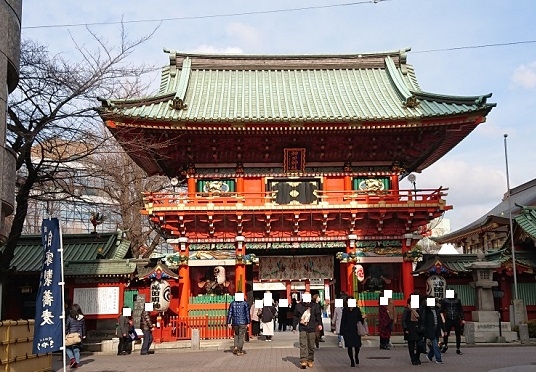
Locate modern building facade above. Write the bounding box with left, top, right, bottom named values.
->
left=0, top=0, right=21, bottom=243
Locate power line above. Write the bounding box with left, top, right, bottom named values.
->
left=414, top=40, right=536, bottom=53
left=22, top=0, right=384, bottom=29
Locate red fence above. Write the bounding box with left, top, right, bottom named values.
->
left=154, top=313, right=405, bottom=343
left=156, top=315, right=233, bottom=342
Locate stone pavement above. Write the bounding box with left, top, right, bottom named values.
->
left=52, top=328, right=536, bottom=372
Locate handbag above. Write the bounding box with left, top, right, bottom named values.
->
left=65, top=332, right=81, bottom=346
left=357, top=319, right=368, bottom=336
left=128, top=327, right=138, bottom=341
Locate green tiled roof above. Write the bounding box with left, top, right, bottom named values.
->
left=515, top=205, right=536, bottom=240
left=99, top=49, right=495, bottom=124
left=64, top=259, right=137, bottom=277
left=1, top=231, right=131, bottom=274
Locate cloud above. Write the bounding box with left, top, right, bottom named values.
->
left=415, top=159, right=505, bottom=231
left=187, top=45, right=244, bottom=54
left=226, top=22, right=261, bottom=48
left=511, top=61, right=536, bottom=89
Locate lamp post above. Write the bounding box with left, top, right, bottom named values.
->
left=503, top=134, right=518, bottom=301
left=408, top=173, right=417, bottom=195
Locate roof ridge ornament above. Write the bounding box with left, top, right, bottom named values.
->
left=170, top=56, right=191, bottom=110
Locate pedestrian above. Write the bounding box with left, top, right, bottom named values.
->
left=116, top=308, right=131, bottom=356
left=250, top=299, right=261, bottom=338
left=421, top=297, right=445, bottom=364
left=227, top=292, right=251, bottom=356
left=441, top=290, right=464, bottom=355
left=378, top=297, right=394, bottom=350
left=403, top=297, right=424, bottom=365
left=312, top=294, right=325, bottom=348
left=260, top=300, right=277, bottom=341
left=332, top=302, right=343, bottom=348
left=65, top=303, right=86, bottom=369
left=339, top=296, right=364, bottom=367
left=139, top=309, right=154, bottom=355
left=292, top=292, right=322, bottom=369
left=278, top=299, right=289, bottom=331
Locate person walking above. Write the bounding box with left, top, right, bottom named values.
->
left=250, top=299, right=261, bottom=338
left=403, top=297, right=424, bottom=365
left=116, top=309, right=131, bottom=356
left=441, top=291, right=464, bottom=355
left=332, top=303, right=343, bottom=348
left=65, top=304, right=86, bottom=369
left=260, top=300, right=277, bottom=341
left=227, top=292, right=251, bottom=356
left=278, top=300, right=289, bottom=331
left=293, top=292, right=322, bottom=369
left=421, top=297, right=445, bottom=364
left=312, top=294, right=324, bottom=348
left=378, top=298, right=394, bottom=350
left=139, top=309, right=153, bottom=355
left=340, top=297, right=364, bottom=367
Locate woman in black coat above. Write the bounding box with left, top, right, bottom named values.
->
left=403, top=298, right=425, bottom=365
left=339, top=297, right=364, bottom=367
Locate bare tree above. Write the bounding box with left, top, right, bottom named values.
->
left=1, top=25, right=161, bottom=280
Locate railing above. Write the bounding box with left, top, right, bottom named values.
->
left=157, top=315, right=233, bottom=342
left=144, top=188, right=448, bottom=210
left=154, top=312, right=406, bottom=342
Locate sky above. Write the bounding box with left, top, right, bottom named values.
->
left=20, top=0, right=536, bottom=233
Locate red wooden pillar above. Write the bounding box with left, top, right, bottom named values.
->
left=401, top=235, right=415, bottom=300
left=286, top=280, right=291, bottom=302
left=235, top=236, right=245, bottom=293
left=177, top=237, right=190, bottom=318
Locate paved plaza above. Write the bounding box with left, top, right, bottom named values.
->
left=52, top=329, right=536, bottom=372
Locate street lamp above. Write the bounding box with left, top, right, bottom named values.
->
left=503, top=134, right=518, bottom=301
left=170, top=177, right=179, bottom=191
left=407, top=173, right=417, bottom=195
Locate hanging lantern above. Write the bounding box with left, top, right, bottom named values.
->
left=151, top=279, right=171, bottom=312
left=353, top=264, right=365, bottom=282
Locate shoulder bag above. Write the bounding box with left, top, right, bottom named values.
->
left=65, top=332, right=82, bottom=346
left=357, top=319, right=369, bottom=336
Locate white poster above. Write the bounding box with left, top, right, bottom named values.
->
left=73, top=287, right=120, bottom=315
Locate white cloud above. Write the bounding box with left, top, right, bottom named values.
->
left=416, top=160, right=506, bottom=231
left=226, top=22, right=261, bottom=48
left=511, top=61, right=536, bottom=89
left=187, top=45, right=244, bottom=54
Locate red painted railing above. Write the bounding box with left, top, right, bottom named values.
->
left=153, top=313, right=406, bottom=342
left=155, top=315, right=233, bottom=342
left=143, top=188, right=448, bottom=210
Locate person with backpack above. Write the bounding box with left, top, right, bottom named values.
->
left=292, top=292, right=322, bottom=369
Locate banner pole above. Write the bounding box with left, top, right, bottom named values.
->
left=58, top=222, right=67, bottom=372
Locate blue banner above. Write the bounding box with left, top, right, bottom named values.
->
left=32, top=218, right=63, bottom=354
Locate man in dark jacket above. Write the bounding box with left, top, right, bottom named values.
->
left=116, top=310, right=131, bottom=356
left=441, top=291, right=464, bottom=355
left=227, top=292, right=251, bottom=356
left=421, top=297, right=445, bottom=364
left=139, top=309, right=153, bottom=355
left=292, top=292, right=322, bottom=369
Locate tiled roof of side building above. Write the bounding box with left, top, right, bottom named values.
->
left=1, top=231, right=131, bottom=273
left=98, top=49, right=495, bottom=124
left=435, top=178, right=536, bottom=243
